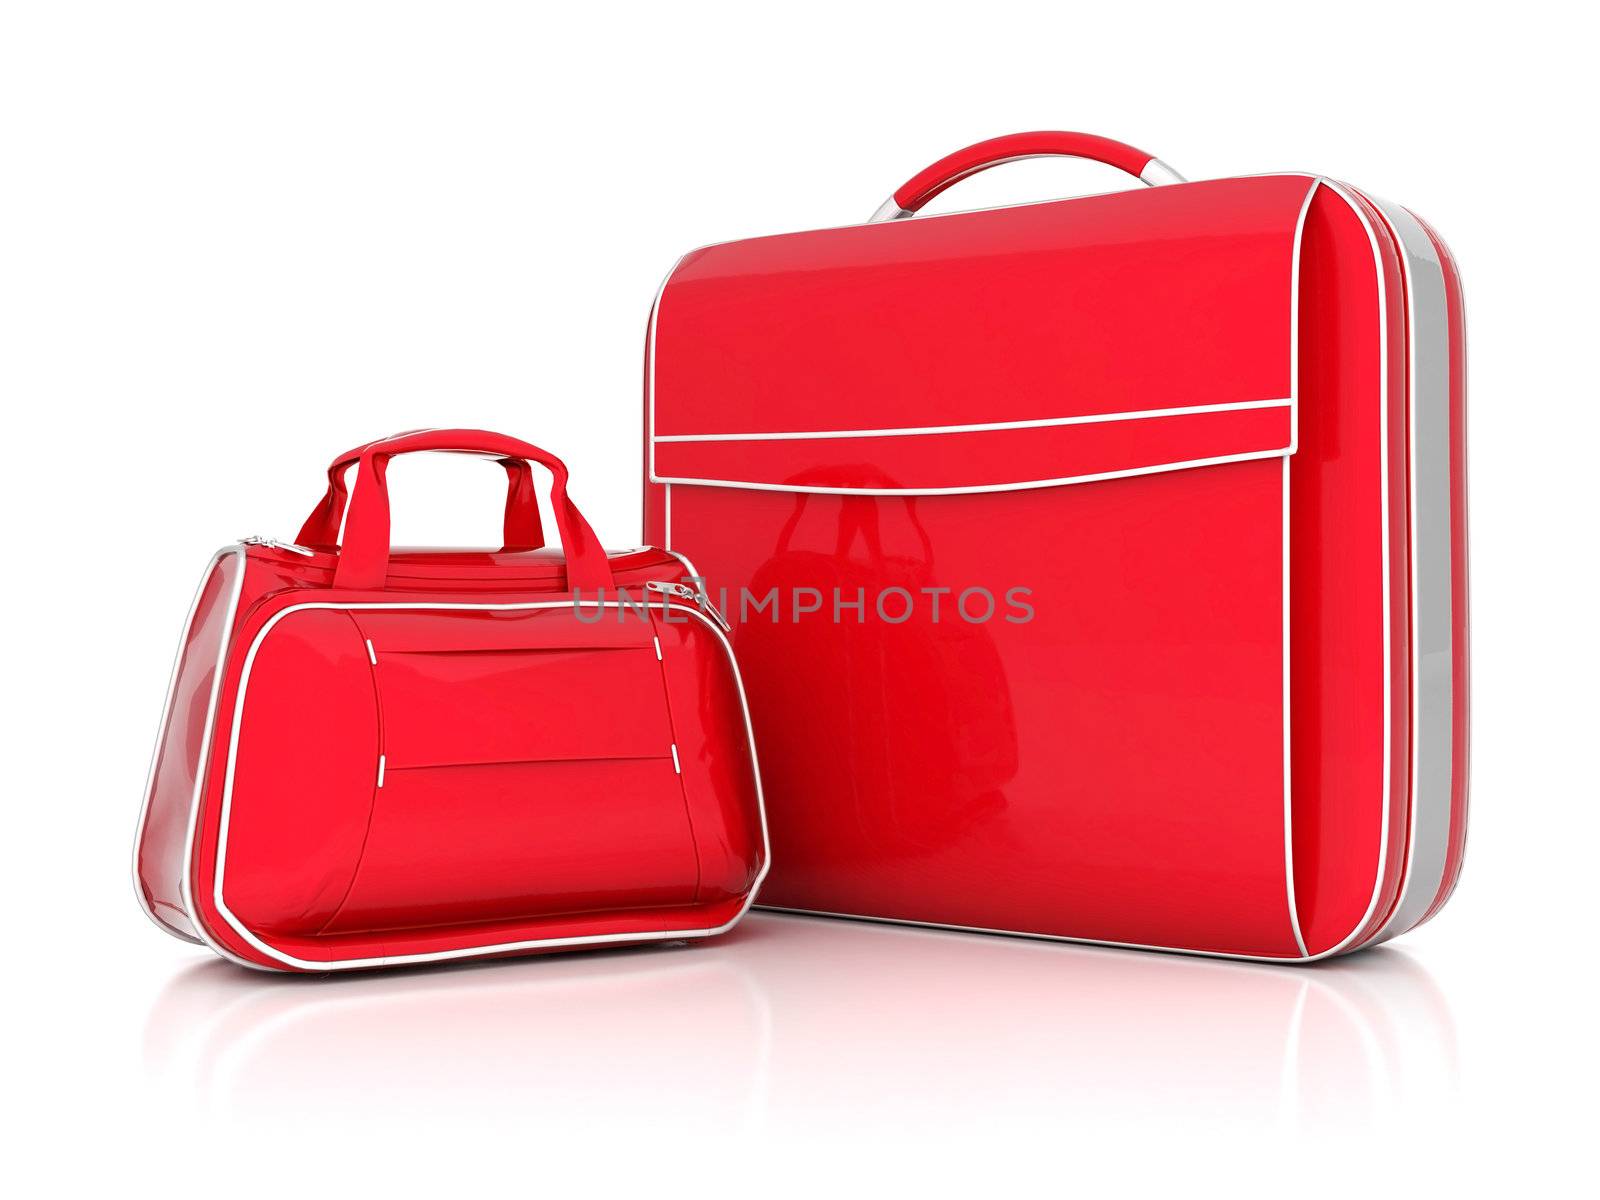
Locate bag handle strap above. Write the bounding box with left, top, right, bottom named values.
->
left=297, top=430, right=545, bottom=552
left=323, top=429, right=613, bottom=594
left=868, top=130, right=1184, bottom=222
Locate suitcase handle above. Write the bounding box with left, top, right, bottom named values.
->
left=327, top=429, right=614, bottom=593
left=867, top=131, right=1184, bottom=221
left=298, top=432, right=545, bottom=553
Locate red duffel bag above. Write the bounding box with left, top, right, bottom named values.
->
left=135, top=429, right=768, bottom=971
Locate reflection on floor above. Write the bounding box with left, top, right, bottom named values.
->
left=143, top=911, right=1457, bottom=1138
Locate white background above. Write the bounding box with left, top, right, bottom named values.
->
left=3, top=2, right=1595, bottom=1194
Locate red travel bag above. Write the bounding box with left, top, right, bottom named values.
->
left=136, top=429, right=768, bottom=971
left=644, top=132, right=1468, bottom=961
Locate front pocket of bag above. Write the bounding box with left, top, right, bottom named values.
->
left=319, top=611, right=700, bottom=933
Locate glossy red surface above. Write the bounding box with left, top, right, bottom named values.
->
left=136, top=431, right=767, bottom=971
left=646, top=156, right=1468, bottom=960
left=888, top=131, right=1159, bottom=211
left=1288, top=185, right=1410, bottom=956
left=655, top=175, right=1304, bottom=442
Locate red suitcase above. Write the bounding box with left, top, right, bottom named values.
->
left=644, top=132, right=1467, bottom=961
left=135, top=429, right=768, bottom=971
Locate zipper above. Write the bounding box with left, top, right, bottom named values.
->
left=242, top=535, right=317, bottom=557
left=241, top=541, right=700, bottom=616
left=645, top=580, right=732, bottom=633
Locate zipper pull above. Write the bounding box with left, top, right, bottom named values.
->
left=645, top=581, right=697, bottom=603
left=242, top=535, right=317, bottom=557
left=646, top=580, right=732, bottom=633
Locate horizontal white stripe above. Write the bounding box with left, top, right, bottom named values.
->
left=652, top=445, right=1294, bottom=497
left=653, top=397, right=1292, bottom=444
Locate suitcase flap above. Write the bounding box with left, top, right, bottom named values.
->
left=650, top=174, right=1315, bottom=494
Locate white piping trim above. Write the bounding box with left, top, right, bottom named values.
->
left=757, top=907, right=1358, bottom=965
left=652, top=447, right=1292, bottom=498
left=1282, top=180, right=1318, bottom=958
left=1282, top=455, right=1306, bottom=956
left=208, top=599, right=770, bottom=971
left=653, top=397, right=1292, bottom=444
left=1301, top=179, right=1398, bottom=958
left=644, top=255, right=681, bottom=494
left=1289, top=183, right=1318, bottom=455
